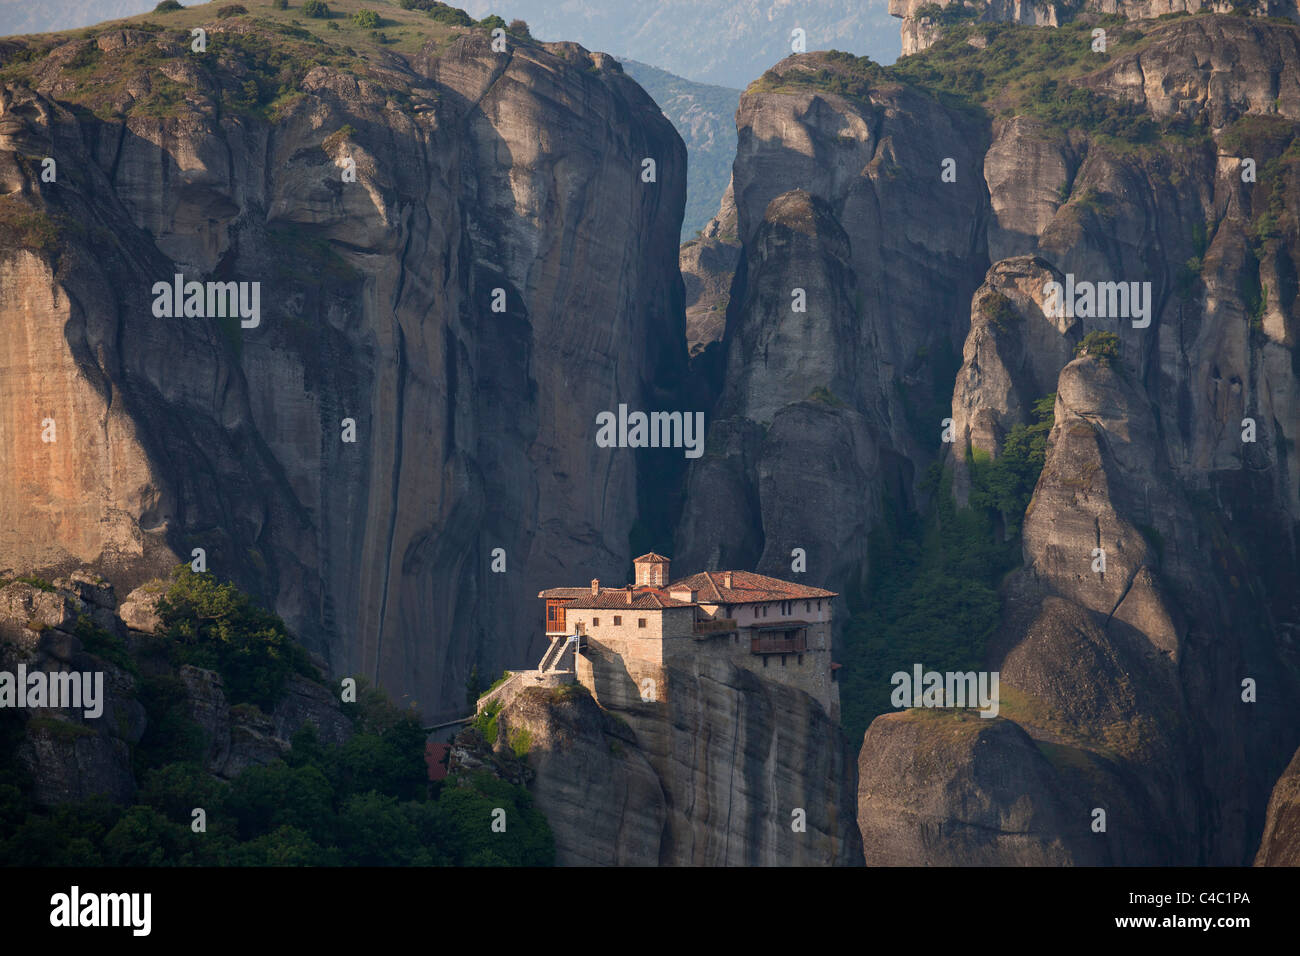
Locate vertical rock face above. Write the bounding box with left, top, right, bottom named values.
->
left=884, top=19, right=1299, bottom=865
left=858, top=711, right=1103, bottom=865
left=948, top=256, right=1079, bottom=502
left=680, top=19, right=1300, bottom=864
left=0, top=575, right=142, bottom=806
left=481, top=684, right=668, bottom=866
left=1255, top=744, right=1300, bottom=865
left=983, top=118, right=1076, bottom=262
left=490, top=661, right=863, bottom=865
left=674, top=60, right=989, bottom=601
left=178, top=664, right=352, bottom=781
left=680, top=175, right=739, bottom=356
left=0, top=20, right=687, bottom=721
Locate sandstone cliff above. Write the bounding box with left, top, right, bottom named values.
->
left=0, top=7, right=687, bottom=722
left=865, top=18, right=1299, bottom=864
left=1255, top=744, right=1300, bottom=864
left=679, top=175, right=739, bottom=356
left=470, top=667, right=863, bottom=866
left=667, top=18, right=1300, bottom=864
left=673, top=58, right=989, bottom=600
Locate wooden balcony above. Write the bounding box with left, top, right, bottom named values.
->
left=751, top=631, right=807, bottom=655
left=694, top=617, right=738, bottom=635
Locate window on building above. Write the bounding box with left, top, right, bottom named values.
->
left=613, top=616, right=621, bottom=626
left=638, top=618, right=646, bottom=628
left=592, top=617, right=600, bottom=627
left=805, top=601, right=810, bottom=613
left=798, top=654, right=804, bottom=666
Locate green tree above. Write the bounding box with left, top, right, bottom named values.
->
left=336, top=791, right=423, bottom=865
left=433, top=771, right=554, bottom=866
left=225, top=761, right=335, bottom=843
left=1074, top=330, right=1121, bottom=367
left=968, top=392, right=1055, bottom=535
left=138, top=762, right=229, bottom=823
left=104, top=806, right=195, bottom=866
left=840, top=466, right=1014, bottom=741
left=425, top=3, right=475, bottom=26
left=155, top=565, right=318, bottom=710
left=230, top=825, right=332, bottom=865
left=135, top=674, right=208, bottom=771
left=1, top=798, right=119, bottom=866
left=331, top=718, right=429, bottom=802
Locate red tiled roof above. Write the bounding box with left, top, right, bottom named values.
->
left=667, top=570, right=836, bottom=604
left=633, top=552, right=671, bottom=564
left=539, top=562, right=836, bottom=608
left=561, top=587, right=693, bottom=610
left=538, top=587, right=594, bottom=599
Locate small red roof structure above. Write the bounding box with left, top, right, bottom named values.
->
left=425, top=741, right=451, bottom=782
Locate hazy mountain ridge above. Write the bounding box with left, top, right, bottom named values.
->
left=619, top=58, right=739, bottom=238
left=461, top=0, right=902, bottom=86
left=0, top=0, right=155, bottom=37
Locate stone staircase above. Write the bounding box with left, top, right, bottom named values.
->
left=548, top=636, right=576, bottom=674
left=537, top=635, right=567, bottom=672
left=475, top=635, right=581, bottom=714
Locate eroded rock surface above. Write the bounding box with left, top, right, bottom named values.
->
left=0, top=19, right=687, bottom=722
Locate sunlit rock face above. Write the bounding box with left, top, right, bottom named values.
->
left=0, top=24, right=687, bottom=722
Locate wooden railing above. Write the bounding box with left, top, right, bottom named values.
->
left=751, top=632, right=807, bottom=655
left=694, top=618, right=738, bottom=634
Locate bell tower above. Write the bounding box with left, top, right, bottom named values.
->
left=633, top=552, right=670, bottom=587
